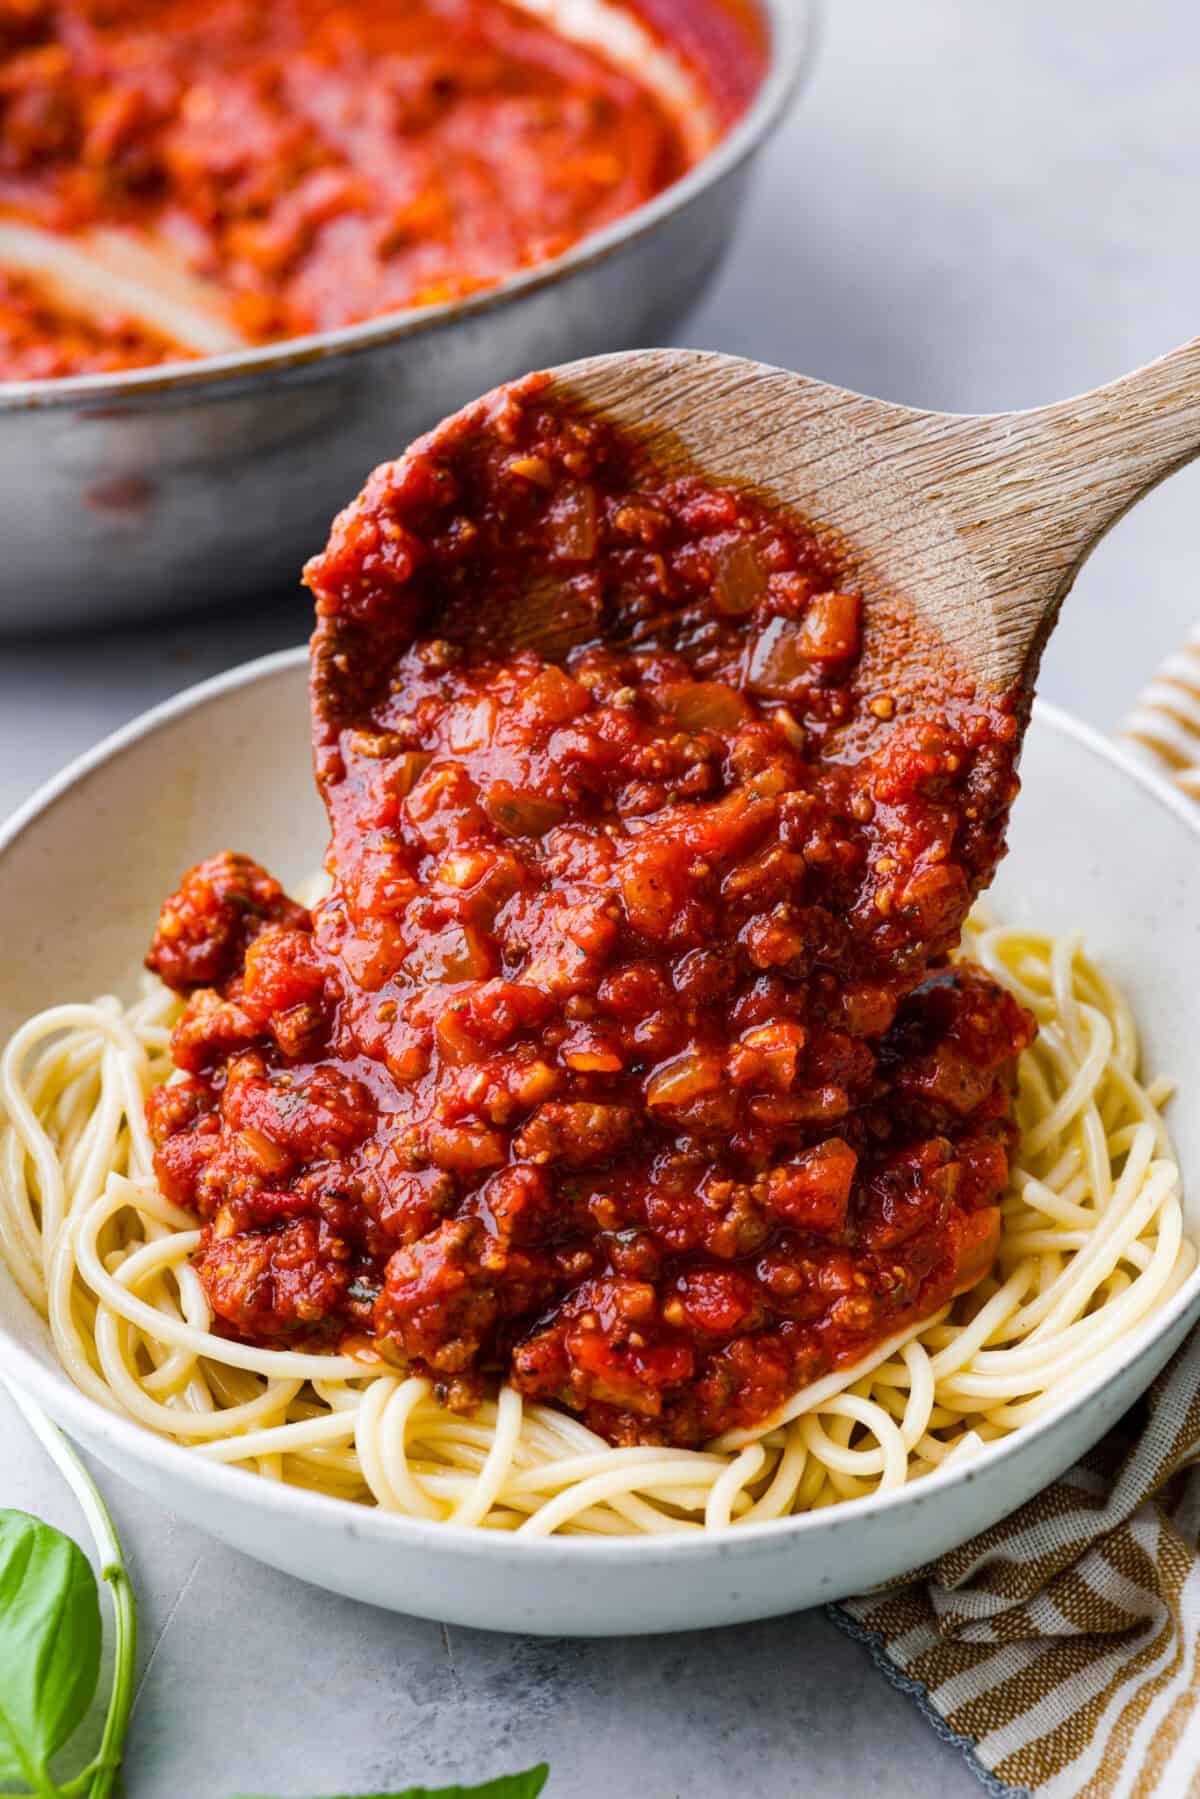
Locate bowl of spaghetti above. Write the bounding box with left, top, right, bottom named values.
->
left=0, top=0, right=808, bottom=628
left=0, top=374, right=1197, bottom=1636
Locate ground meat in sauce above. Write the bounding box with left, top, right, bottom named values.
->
left=0, top=268, right=193, bottom=378
left=145, top=373, right=1035, bottom=1448
left=0, top=0, right=758, bottom=376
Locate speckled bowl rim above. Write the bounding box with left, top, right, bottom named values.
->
left=0, top=642, right=1197, bottom=1562
left=0, top=0, right=815, bottom=411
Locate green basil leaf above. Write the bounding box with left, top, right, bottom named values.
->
left=0, top=1507, right=102, bottom=1790
left=233, top=1762, right=550, bottom=1799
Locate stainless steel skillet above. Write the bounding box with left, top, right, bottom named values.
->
left=0, top=0, right=811, bottom=631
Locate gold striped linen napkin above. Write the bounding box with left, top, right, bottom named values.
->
left=831, top=637, right=1200, bottom=1799
left=1118, top=626, right=1200, bottom=805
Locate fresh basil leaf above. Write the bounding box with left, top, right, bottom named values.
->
left=0, top=1507, right=102, bottom=1791
left=233, top=1762, right=550, bottom=1799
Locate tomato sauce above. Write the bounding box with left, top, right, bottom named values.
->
left=0, top=0, right=753, bottom=376
left=0, top=267, right=191, bottom=377
left=146, top=375, right=1035, bottom=1447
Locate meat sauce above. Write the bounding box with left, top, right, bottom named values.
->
left=146, top=375, right=1035, bottom=1447
left=0, top=0, right=755, bottom=376
left=0, top=267, right=190, bottom=377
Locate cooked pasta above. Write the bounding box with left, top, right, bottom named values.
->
left=0, top=915, right=1190, bottom=1535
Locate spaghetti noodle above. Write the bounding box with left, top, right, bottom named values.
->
left=1, top=914, right=1189, bottom=1535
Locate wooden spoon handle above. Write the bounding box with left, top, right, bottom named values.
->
left=918, top=336, right=1200, bottom=688
left=551, top=341, right=1200, bottom=701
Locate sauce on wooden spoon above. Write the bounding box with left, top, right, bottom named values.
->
left=144, top=373, right=1034, bottom=1447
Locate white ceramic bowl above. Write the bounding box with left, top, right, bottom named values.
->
left=1, top=648, right=1196, bottom=1635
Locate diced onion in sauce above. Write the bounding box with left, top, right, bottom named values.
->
left=659, top=680, right=749, bottom=734
left=745, top=616, right=811, bottom=697
left=238, top=1126, right=290, bottom=1173
left=712, top=538, right=766, bottom=615
left=483, top=783, right=566, bottom=838
left=564, top=1047, right=624, bottom=1073
left=518, top=664, right=591, bottom=729
left=772, top=706, right=807, bottom=751
left=645, top=1046, right=724, bottom=1108
left=798, top=591, right=862, bottom=662
left=389, top=751, right=433, bottom=797
left=546, top=483, right=598, bottom=561
left=407, top=923, right=494, bottom=983
left=449, top=698, right=497, bottom=752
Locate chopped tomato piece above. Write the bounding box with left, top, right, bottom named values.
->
left=765, top=1139, right=858, bottom=1236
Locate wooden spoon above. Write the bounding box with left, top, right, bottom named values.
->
left=0, top=220, right=245, bottom=356
left=532, top=339, right=1200, bottom=708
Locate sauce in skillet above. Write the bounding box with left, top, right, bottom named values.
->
left=0, top=0, right=759, bottom=375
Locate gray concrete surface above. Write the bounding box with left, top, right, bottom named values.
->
left=2, top=2, right=1199, bottom=1793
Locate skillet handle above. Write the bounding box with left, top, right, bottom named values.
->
left=1117, top=626, right=1200, bottom=806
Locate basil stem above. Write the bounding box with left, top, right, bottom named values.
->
left=3, top=1383, right=137, bottom=1799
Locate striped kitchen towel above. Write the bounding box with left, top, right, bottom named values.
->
left=832, top=634, right=1200, bottom=1799
left=1119, top=625, right=1200, bottom=804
